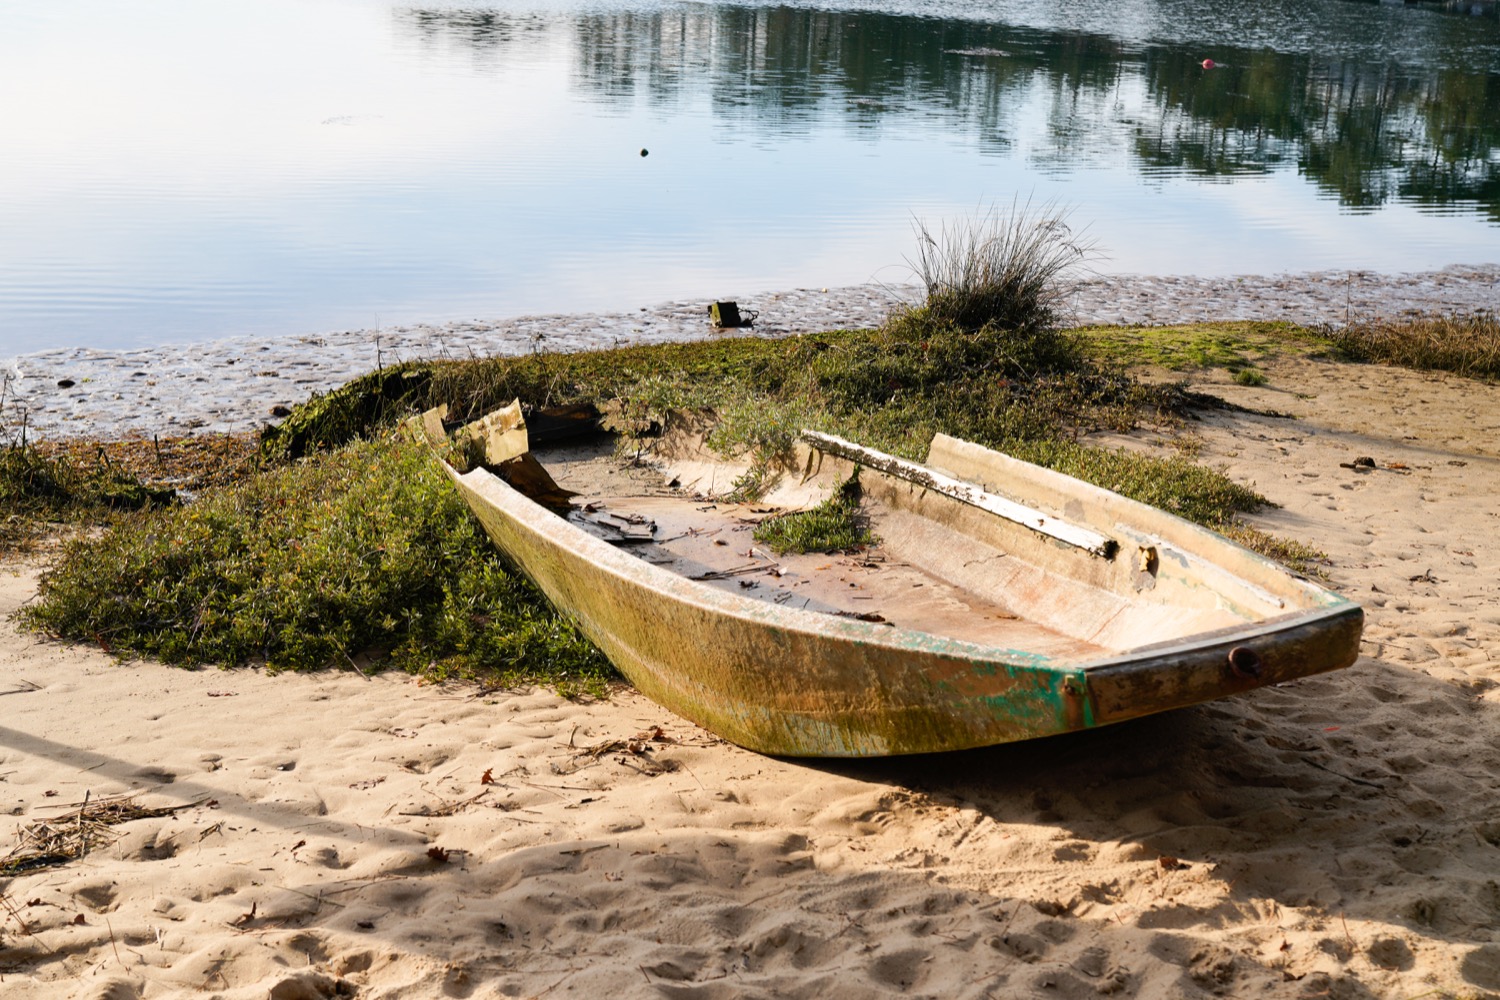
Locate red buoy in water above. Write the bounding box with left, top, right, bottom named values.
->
left=1201, top=58, right=1216, bottom=69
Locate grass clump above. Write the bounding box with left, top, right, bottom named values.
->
left=754, top=475, right=873, bottom=555
left=1233, top=368, right=1268, bottom=387
left=901, top=200, right=1096, bottom=337
left=21, top=436, right=612, bottom=692
left=1329, top=312, right=1500, bottom=379
left=0, top=442, right=177, bottom=552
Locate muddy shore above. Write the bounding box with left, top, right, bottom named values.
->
left=4, top=265, right=1496, bottom=440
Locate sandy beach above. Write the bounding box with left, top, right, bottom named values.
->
left=5, top=274, right=1500, bottom=998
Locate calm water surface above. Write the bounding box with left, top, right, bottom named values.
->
left=3, top=0, right=1498, bottom=354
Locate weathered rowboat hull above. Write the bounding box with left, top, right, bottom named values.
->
left=443, top=426, right=1362, bottom=757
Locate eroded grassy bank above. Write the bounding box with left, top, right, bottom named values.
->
left=8, top=303, right=1493, bottom=688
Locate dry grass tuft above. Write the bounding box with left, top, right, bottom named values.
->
left=0, top=794, right=196, bottom=877
left=899, top=199, right=1098, bottom=336
left=1331, top=312, right=1500, bottom=380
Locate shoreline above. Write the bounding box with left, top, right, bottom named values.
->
left=3, top=265, right=1498, bottom=441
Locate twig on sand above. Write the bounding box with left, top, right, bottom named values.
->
left=396, top=789, right=490, bottom=817
left=465, top=683, right=515, bottom=700
left=336, top=642, right=371, bottom=681
left=1, top=793, right=207, bottom=877
left=106, top=916, right=125, bottom=968
left=529, top=968, right=583, bottom=998
left=673, top=757, right=706, bottom=791
left=523, top=780, right=593, bottom=796
left=1303, top=757, right=1385, bottom=790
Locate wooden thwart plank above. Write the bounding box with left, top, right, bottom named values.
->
left=800, top=430, right=1119, bottom=559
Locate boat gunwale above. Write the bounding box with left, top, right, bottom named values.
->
left=1076, top=600, right=1358, bottom=673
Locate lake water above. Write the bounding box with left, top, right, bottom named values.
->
left=3, top=0, right=1498, bottom=354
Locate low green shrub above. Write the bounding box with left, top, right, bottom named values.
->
left=260, top=366, right=436, bottom=461
left=22, top=437, right=612, bottom=692
left=1079, top=321, right=1327, bottom=372
left=1233, top=368, right=1268, bottom=387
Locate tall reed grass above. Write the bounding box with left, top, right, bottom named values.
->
left=898, top=200, right=1098, bottom=337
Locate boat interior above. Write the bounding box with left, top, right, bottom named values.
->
left=520, top=424, right=1322, bottom=664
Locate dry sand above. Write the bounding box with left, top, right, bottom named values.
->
left=5, top=357, right=1500, bottom=997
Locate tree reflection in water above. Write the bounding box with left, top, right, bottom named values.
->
left=394, top=2, right=1500, bottom=223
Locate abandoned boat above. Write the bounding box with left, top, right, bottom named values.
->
left=426, top=404, right=1363, bottom=758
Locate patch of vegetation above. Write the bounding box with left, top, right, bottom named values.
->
left=754, top=475, right=873, bottom=554
left=724, top=463, right=781, bottom=504
left=1079, top=321, right=1334, bottom=373
left=1328, top=312, right=1500, bottom=380
left=21, top=436, right=612, bottom=693
left=0, top=441, right=180, bottom=552
left=270, top=315, right=1240, bottom=491
left=1233, top=368, right=1268, bottom=387
left=24, top=214, right=1330, bottom=689
left=902, top=200, right=1097, bottom=337
left=260, top=326, right=1187, bottom=473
